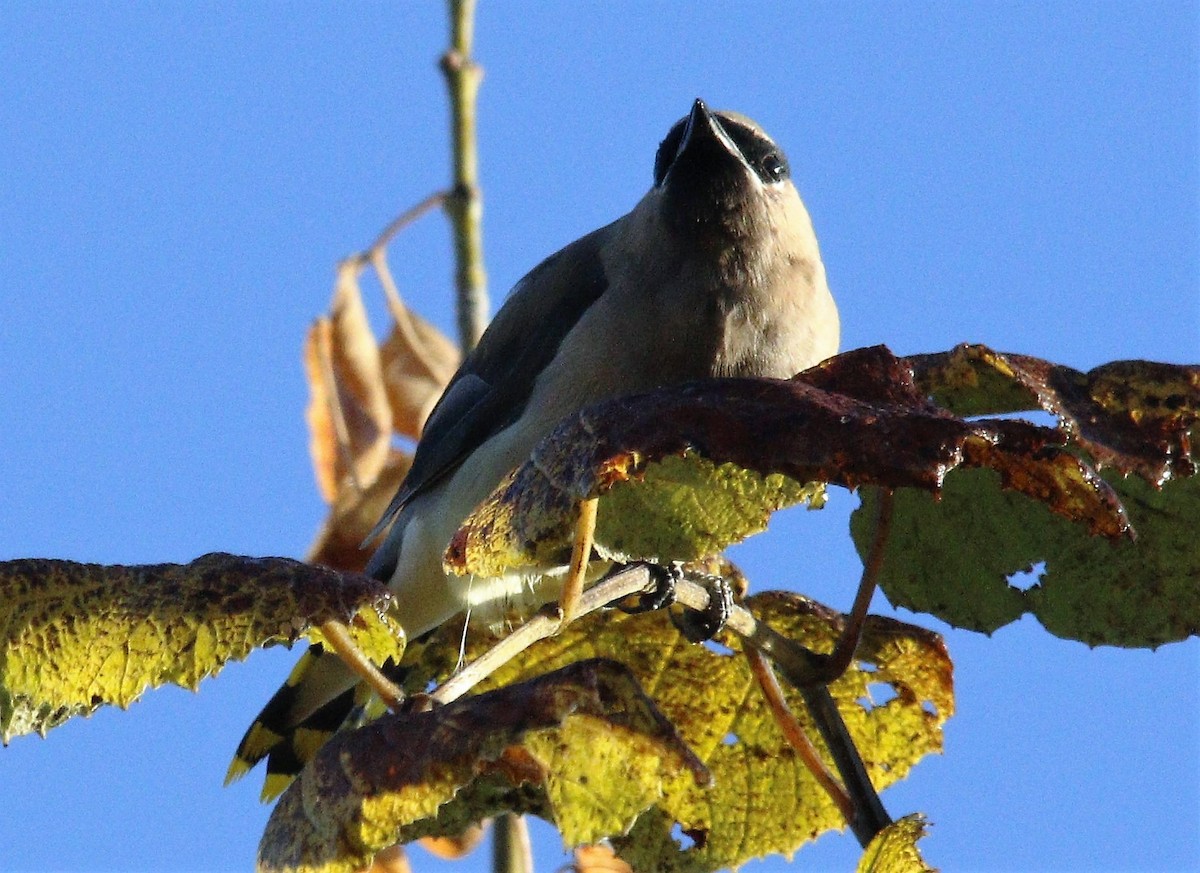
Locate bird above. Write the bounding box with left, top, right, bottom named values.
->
left=228, top=98, right=840, bottom=798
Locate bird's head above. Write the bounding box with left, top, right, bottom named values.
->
left=652, top=98, right=804, bottom=242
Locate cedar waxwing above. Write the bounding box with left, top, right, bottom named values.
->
left=229, top=99, right=840, bottom=796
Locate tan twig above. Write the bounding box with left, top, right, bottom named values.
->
left=333, top=190, right=452, bottom=399
left=430, top=564, right=657, bottom=706
left=359, top=191, right=449, bottom=262
left=368, top=246, right=445, bottom=386
left=317, top=619, right=405, bottom=711
left=559, top=498, right=599, bottom=626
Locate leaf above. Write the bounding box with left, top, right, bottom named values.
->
left=853, top=345, right=1200, bottom=646
left=256, top=659, right=706, bottom=873
left=856, top=814, right=933, bottom=873
left=853, top=470, right=1200, bottom=646
left=307, top=450, right=412, bottom=573
left=572, top=844, right=633, bottom=873
left=380, top=305, right=461, bottom=440
left=408, top=592, right=953, bottom=873
left=0, top=553, right=399, bottom=742
left=910, top=344, right=1199, bottom=482
left=305, top=267, right=394, bottom=502
left=304, top=268, right=457, bottom=572
left=449, top=346, right=1130, bottom=579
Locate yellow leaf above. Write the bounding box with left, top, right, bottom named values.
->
left=0, top=554, right=396, bottom=742
left=256, top=661, right=703, bottom=873
left=856, top=815, right=934, bottom=873
left=404, top=592, right=953, bottom=872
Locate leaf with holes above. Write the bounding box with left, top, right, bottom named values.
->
left=854, top=345, right=1199, bottom=646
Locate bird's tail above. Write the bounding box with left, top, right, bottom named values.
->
left=225, top=644, right=375, bottom=800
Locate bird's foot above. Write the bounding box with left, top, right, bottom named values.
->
left=613, top=562, right=734, bottom=642
left=615, top=561, right=683, bottom=613
left=671, top=573, right=735, bottom=643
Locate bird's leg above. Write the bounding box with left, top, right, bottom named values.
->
left=558, top=496, right=598, bottom=626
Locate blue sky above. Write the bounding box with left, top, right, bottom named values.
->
left=2, top=4, right=1197, bottom=871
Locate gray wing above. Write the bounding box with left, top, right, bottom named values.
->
left=365, top=220, right=616, bottom=548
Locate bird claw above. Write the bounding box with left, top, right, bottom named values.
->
left=615, top=561, right=684, bottom=614
left=671, top=573, right=735, bottom=643
left=613, top=563, right=734, bottom=643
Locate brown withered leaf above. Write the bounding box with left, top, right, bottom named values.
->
left=257, top=660, right=707, bottom=873
left=0, top=554, right=395, bottom=742
left=305, top=266, right=394, bottom=503
left=360, top=845, right=410, bottom=873
left=449, top=346, right=1129, bottom=578
left=380, top=305, right=460, bottom=440
left=572, top=844, right=633, bottom=873
left=304, top=318, right=343, bottom=502
left=909, top=344, right=1199, bottom=483
left=416, top=823, right=486, bottom=860
left=307, top=450, right=413, bottom=574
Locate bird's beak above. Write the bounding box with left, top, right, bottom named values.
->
left=674, top=98, right=741, bottom=169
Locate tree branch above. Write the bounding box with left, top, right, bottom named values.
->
left=440, top=0, right=488, bottom=351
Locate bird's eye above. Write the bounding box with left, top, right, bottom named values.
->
left=760, top=152, right=789, bottom=182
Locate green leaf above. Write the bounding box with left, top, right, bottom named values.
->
left=596, top=456, right=825, bottom=563
left=854, top=470, right=1200, bottom=646
left=857, top=346, right=1199, bottom=647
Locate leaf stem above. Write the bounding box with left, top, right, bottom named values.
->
left=745, top=646, right=856, bottom=822
left=818, top=488, right=894, bottom=681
